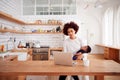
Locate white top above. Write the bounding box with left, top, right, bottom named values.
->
left=63, top=37, right=87, bottom=54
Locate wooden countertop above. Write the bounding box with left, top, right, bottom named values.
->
left=0, top=55, right=17, bottom=61
left=49, top=47, right=63, bottom=51
left=96, top=44, right=120, bottom=50
left=11, top=48, right=28, bottom=52
left=13, top=47, right=63, bottom=51
left=0, top=59, right=120, bottom=76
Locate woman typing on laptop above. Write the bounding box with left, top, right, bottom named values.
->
left=59, top=22, right=88, bottom=80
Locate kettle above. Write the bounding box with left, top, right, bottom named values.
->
left=33, top=41, right=40, bottom=48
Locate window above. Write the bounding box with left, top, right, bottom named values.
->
left=102, top=6, right=120, bottom=46
left=23, top=0, right=76, bottom=15
left=23, top=0, right=35, bottom=15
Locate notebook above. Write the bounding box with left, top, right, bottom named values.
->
left=53, top=52, right=76, bottom=66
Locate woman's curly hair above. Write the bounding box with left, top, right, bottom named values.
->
left=63, top=22, right=79, bottom=35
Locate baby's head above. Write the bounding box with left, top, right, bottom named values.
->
left=81, top=45, right=91, bottom=53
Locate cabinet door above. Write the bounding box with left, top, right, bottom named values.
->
left=32, top=54, right=48, bottom=60
left=40, top=54, right=48, bottom=60
left=32, top=54, right=41, bottom=60
left=109, top=48, right=119, bottom=62
left=104, top=47, right=109, bottom=59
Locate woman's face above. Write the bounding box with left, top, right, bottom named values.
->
left=67, top=28, right=76, bottom=38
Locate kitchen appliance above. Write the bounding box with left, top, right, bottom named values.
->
left=33, top=41, right=40, bottom=48
left=32, top=47, right=49, bottom=60
left=26, top=42, right=30, bottom=48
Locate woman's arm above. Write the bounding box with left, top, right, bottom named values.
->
left=74, top=52, right=82, bottom=56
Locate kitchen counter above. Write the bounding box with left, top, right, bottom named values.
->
left=0, top=47, right=63, bottom=61
left=0, top=51, right=31, bottom=61
left=15, top=47, right=63, bottom=60
left=0, top=55, right=17, bottom=61
left=11, top=48, right=28, bottom=52
left=96, top=44, right=120, bottom=62
left=49, top=47, right=63, bottom=51
left=11, top=47, right=63, bottom=60
left=12, top=48, right=33, bottom=56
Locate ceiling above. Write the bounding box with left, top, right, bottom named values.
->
left=23, top=0, right=77, bottom=15
left=78, top=0, right=120, bottom=9
left=23, top=0, right=120, bottom=15
left=83, top=0, right=108, bottom=3
left=23, top=0, right=75, bottom=5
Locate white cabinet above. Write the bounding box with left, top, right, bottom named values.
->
left=26, top=76, right=48, bottom=80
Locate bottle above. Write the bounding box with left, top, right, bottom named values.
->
left=1, top=44, right=7, bottom=52
left=18, top=41, right=22, bottom=48
left=26, top=42, right=30, bottom=48
left=1, top=45, right=4, bottom=52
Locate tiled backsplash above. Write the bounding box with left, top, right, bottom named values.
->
left=14, top=34, right=64, bottom=48
left=0, top=33, right=64, bottom=49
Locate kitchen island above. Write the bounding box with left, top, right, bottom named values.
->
left=0, top=59, right=120, bottom=80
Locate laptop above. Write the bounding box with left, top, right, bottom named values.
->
left=53, top=52, right=76, bottom=66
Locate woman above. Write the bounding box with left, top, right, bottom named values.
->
left=59, top=22, right=87, bottom=80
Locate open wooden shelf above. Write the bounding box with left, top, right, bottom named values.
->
left=0, top=11, right=62, bottom=26
left=0, top=11, right=63, bottom=34
left=0, top=29, right=62, bottom=34
left=16, top=32, right=62, bottom=34
left=25, top=23, right=62, bottom=25
left=0, top=29, right=16, bottom=33
left=0, top=11, right=26, bottom=25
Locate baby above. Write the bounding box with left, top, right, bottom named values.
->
left=73, top=45, right=91, bottom=60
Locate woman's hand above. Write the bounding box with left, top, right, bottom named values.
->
left=73, top=52, right=83, bottom=60
left=75, top=52, right=82, bottom=56
left=77, top=54, right=83, bottom=60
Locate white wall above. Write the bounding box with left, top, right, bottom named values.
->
left=76, top=0, right=104, bottom=53
left=0, top=0, right=22, bottom=19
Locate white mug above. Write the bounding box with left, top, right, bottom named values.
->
left=83, top=53, right=88, bottom=60
left=83, top=59, right=90, bottom=67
